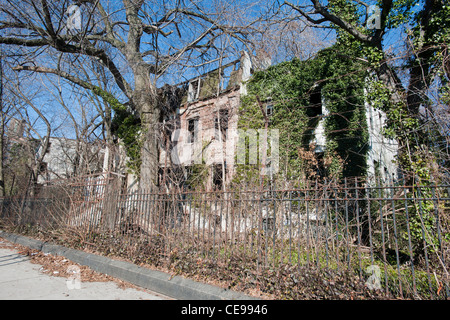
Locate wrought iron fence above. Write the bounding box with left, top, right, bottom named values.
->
left=1, top=178, right=449, bottom=299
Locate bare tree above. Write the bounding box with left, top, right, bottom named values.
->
left=41, top=56, right=119, bottom=177
left=9, top=77, right=52, bottom=193
left=250, top=9, right=332, bottom=66
left=0, top=0, right=258, bottom=191
left=283, top=0, right=405, bottom=105
left=0, top=46, right=6, bottom=196
left=282, top=0, right=449, bottom=179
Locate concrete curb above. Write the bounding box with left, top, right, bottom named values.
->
left=0, top=230, right=257, bottom=300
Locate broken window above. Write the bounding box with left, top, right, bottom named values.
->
left=266, top=104, right=273, bottom=118
left=265, top=103, right=274, bottom=124
left=188, top=78, right=201, bottom=102
left=215, top=109, right=229, bottom=141
left=309, top=86, right=323, bottom=118
left=187, top=117, right=199, bottom=144
left=262, top=98, right=273, bottom=125
left=162, top=122, right=174, bottom=151
left=212, top=163, right=227, bottom=190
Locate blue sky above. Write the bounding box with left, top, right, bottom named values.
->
left=1, top=0, right=428, bottom=141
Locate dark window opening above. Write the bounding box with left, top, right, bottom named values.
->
left=316, top=152, right=326, bottom=178
left=39, top=162, right=48, bottom=174
left=163, top=121, right=176, bottom=150
left=309, top=88, right=322, bottom=118
left=263, top=97, right=274, bottom=123
left=215, top=109, right=229, bottom=141
left=212, top=163, right=227, bottom=190
left=188, top=117, right=199, bottom=144
left=188, top=79, right=201, bottom=102
left=266, top=104, right=273, bottom=118
left=374, top=160, right=380, bottom=177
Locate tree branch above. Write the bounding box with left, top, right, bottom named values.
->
left=284, top=0, right=373, bottom=43
left=12, top=65, right=96, bottom=91
left=0, top=36, right=49, bottom=47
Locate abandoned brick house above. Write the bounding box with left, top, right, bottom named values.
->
left=15, top=51, right=397, bottom=191
left=157, top=50, right=398, bottom=191
left=158, top=51, right=252, bottom=191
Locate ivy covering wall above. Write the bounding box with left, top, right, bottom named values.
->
left=236, top=42, right=370, bottom=186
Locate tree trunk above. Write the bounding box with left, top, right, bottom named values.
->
left=140, top=108, right=160, bottom=192
left=0, top=119, right=4, bottom=197
left=406, top=0, right=441, bottom=117
left=133, top=70, right=161, bottom=192
left=0, top=50, right=4, bottom=197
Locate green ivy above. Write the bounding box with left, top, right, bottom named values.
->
left=237, top=39, right=370, bottom=184
left=92, top=86, right=142, bottom=174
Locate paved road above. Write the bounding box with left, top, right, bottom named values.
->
left=0, top=246, right=169, bottom=300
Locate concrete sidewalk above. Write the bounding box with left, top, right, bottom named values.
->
left=0, top=245, right=168, bottom=300
left=0, top=230, right=256, bottom=300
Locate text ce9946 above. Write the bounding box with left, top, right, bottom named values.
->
left=225, top=304, right=268, bottom=315
left=180, top=303, right=268, bottom=317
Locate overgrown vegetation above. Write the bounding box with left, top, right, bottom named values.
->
left=1, top=0, right=450, bottom=302
left=1, top=179, right=448, bottom=300
left=92, top=86, right=142, bottom=175
left=0, top=223, right=390, bottom=300
left=237, top=40, right=369, bottom=186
